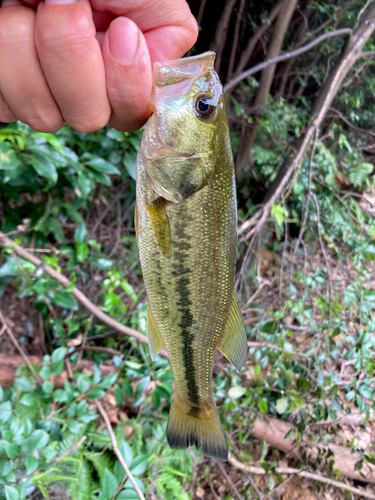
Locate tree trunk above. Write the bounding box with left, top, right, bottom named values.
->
left=235, top=0, right=298, bottom=176
left=210, top=0, right=238, bottom=75
left=234, top=0, right=284, bottom=78
left=275, top=0, right=313, bottom=101
left=226, top=0, right=246, bottom=82
left=263, top=2, right=375, bottom=205
left=196, top=0, right=208, bottom=27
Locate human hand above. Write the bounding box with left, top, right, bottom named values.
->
left=0, top=0, right=198, bottom=132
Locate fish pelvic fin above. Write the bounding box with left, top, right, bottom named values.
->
left=217, top=291, right=247, bottom=372
left=167, top=393, right=228, bottom=461
left=146, top=200, right=171, bottom=258
left=147, top=306, right=165, bottom=360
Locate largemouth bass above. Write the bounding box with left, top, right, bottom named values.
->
left=136, top=51, right=247, bottom=461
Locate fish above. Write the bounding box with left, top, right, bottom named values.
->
left=135, top=51, right=247, bottom=461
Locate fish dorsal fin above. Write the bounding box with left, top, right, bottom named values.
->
left=134, top=203, right=139, bottom=244
left=147, top=305, right=165, bottom=360
left=146, top=200, right=171, bottom=258
left=217, top=292, right=247, bottom=371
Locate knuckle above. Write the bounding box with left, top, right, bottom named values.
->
left=36, top=9, right=94, bottom=54
left=26, top=109, right=64, bottom=133
left=0, top=8, right=34, bottom=47
left=0, top=108, right=17, bottom=123
left=68, top=112, right=110, bottom=133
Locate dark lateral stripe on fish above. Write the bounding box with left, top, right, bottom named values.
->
left=172, top=213, right=200, bottom=407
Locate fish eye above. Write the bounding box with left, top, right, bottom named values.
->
left=194, top=94, right=216, bottom=119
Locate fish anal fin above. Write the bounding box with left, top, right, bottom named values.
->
left=167, top=393, right=228, bottom=461
left=217, top=292, right=247, bottom=371
left=147, top=306, right=165, bottom=360
left=146, top=200, right=171, bottom=257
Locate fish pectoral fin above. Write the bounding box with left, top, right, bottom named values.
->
left=147, top=305, right=165, bottom=360
left=146, top=200, right=171, bottom=258
left=167, top=393, right=228, bottom=461
left=217, top=292, right=247, bottom=372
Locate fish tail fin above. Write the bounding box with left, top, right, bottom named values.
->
left=166, top=393, right=228, bottom=461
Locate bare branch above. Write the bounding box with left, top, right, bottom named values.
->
left=229, top=456, right=375, bottom=500
left=216, top=461, right=244, bottom=500
left=0, top=311, right=42, bottom=384
left=0, top=231, right=160, bottom=352
left=224, top=28, right=352, bottom=92
left=96, top=401, right=145, bottom=500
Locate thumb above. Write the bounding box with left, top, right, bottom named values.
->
left=102, top=17, right=152, bottom=132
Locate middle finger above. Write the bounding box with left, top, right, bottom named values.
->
left=35, top=0, right=111, bottom=132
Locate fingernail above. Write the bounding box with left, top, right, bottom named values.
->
left=45, top=0, right=76, bottom=4
left=109, top=18, right=139, bottom=62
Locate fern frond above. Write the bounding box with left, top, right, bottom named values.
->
left=348, top=162, right=373, bottom=188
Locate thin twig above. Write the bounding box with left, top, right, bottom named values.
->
left=229, top=456, right=375, bottom=500
left=224, top=28, right=352, bottom=92
left=217, top=461, right=244, bottom=500
left=51, top=436, right=87, bottom=464
left=0, top=311, right=42, bottom=384
left=96, top=401, right=145, bottom=500
left=68, top=346, right=125, bottom=357
left=75, top=315, right=94, bottom=369
left=247, top=341, right=309, bottom=359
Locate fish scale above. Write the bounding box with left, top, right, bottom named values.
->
left=136, top=51, right=247, bottom=460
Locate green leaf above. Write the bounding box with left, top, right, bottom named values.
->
left=26, top=454, right=39, bottom=474
left=123, top=153, right=137, bottom=180
left=0, top=257, right=19, bottom=278
left=98, top=373, right=118, bottom=390
left=96, top=258, right=113, bottom=269
left=86, top=388, right=105, bottom=399
left=3, top=442, right=19, bottom=460
left=20, top=393, right=36, bottom=406
left=0, top=143, right=21, bottom=170
left=33, top=430, right=49, bottom=450
left=42, top=381, right=54, bottom=394
left=52, top=347, right=66, bottom=364
left=21, top=435, right=39, bottom=453
left=77, top=171, right=94, bottom=197
left=4, top=485, right=19, bottom=500
left=48, top=218, right=65, bottom=243
left=275, top=397, right=289, bottom=414
left=102, top=469, right=119, bottom=499
left=120, top=440, right=133, bottom=468
left=84, top=155, right=120, bottom=175
left=228, top=386, right=247, bottom=399
left=15, top=378, right=31, bottom=392
left=53, top=389, right=68, bottom=402
left=30, top=155, right=57, bottom=183
left=75, top=241, right=89, bottom=263
left=130, top=454, right=149, bottom=475
left=117, top=490, right=139, bottom=499
left=77, top=374, right=91, bottom=393
left=39, top=366, right=52, bottom=379
left=0, top=458, right=13, bottom=477
left=68, top=420, right=80, bottom=434
left=0, top=385, right=4, bottom=402
left=74, top=222, right=88, bottom=243
left=52, top=290, right=78, bottom=310
left=43, top=446, right=57, bottom=460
